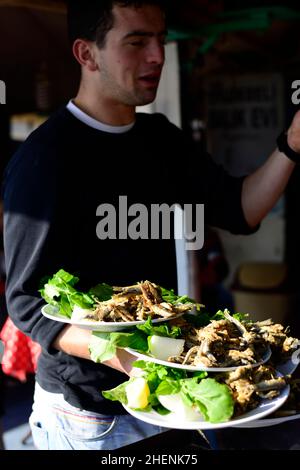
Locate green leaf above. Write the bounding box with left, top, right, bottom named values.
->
left=69, top=292, right=95, bottom=309
left=192, top=371, right=208, bottom=380
left=59, top=294, right=73, bottom=318
left=181, top=378, right=234, bottom=423
left=102, top=380, right=133, bottom=404
left=89, top=332, right=116, bottom=363
left=55, top=269, right=80, bottom=287
left=137, top=316, right=181, bottom=339
left=155, top=379, right=180, bottom=396
left=109, top=330, right=148, bottom=352
left=148, top=393, right=160, bottom=407
left=234, top=312, right=250, bottom=322
left=43, top=283, right=60, bottom=300
left=89, top=283, right=114, bottom=301
left=211, top=310, right=249, bottom=323
left=160, top=287, right=203, bottom=311
left=40, top=269, right=111, bottom=318
left=152, top=403, right=172, bottom=415
left=160, top=287, right=194, bottom=305
left=132, top=361, right=188, bottom=388
left=183, top=311, right=212, bottom=327
left=89, top=330, right=148, bottom=363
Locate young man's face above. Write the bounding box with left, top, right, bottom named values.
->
left=94, top=4, right=166, bottom=107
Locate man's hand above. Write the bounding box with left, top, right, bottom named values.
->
left=103, top=348, right=137, bottom=376
left=288, top=110, right=300, bottom=153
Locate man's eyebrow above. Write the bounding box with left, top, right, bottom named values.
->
left=122, top=30, right=168, bottom=40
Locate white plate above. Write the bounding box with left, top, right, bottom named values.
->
left=41, top=304, right=179, bottom=332
left=275, top=355, right=300, bottom=376
left=123, top=381, right=290, bottom=430
left=124, top=346, right=272, bottom=372
left=231, top=411, right=300, bottom=428
left=232, top=355, right=300, bottom=429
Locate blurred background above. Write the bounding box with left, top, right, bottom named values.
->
left=1, top=0, right=300, bottom=450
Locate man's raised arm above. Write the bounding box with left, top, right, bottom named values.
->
left=242, top=110, right=300, bottom=228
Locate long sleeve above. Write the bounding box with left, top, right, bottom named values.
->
left=2, top=137, right=68, bottom=353
left=189, top=150, right=259, bottom=235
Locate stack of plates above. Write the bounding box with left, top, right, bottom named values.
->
left=123, top=345, right=297, bottom=430
left=42, top=304, right=300, bottom=429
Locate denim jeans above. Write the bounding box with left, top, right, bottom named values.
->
left=29, top=382, right=167, bottom=450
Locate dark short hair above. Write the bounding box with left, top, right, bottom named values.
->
left=67, top=0, right=167, bottom=49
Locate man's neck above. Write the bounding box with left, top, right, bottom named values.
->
left=67, top=100, right=135, bottom=134
left=73, top=92, right=136, bottom=127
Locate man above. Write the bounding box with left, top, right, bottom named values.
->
left=2, top=0, right=300, bottom=450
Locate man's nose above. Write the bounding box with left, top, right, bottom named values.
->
left=146, top=40, right=165, bottom=65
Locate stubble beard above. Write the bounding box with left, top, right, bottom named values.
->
left=99, top=67, right=158, bottom=107
left=105, top=80, right=157, bottom=107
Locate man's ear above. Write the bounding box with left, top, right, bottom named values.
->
left=72, top=39, right=98, bottom=72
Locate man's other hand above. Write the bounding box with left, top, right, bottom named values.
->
left=288, top=110, right=300, bottom=154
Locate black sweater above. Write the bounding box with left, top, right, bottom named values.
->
left=2, top=107, right=256, bottom=414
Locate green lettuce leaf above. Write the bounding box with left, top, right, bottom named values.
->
left=89, top=283, right=113, bottom=301
left=102, top=380, right=133, bottom=404
left=155, top=379, right=181, bottom=396
left=184, top=309, right=249, bottom=328
left=181, top=377, right=234, bottom=423
left=39, top=269, right=95, bottom=317
left=89, top=332, right=116, bottom=363
left=131, top=361, right=195, bottom=396
left=211, top=310, right=249, bottom=323
left=136, top=316, right=181, bottom=339
left=89, top=330, right=148, bottom=363
left=160, top=287, right=197, bottom=306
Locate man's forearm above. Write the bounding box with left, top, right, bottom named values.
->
left=242, top=112, right=300, bottom=228
left=52, top=325, right=135, bottom=375
left=242, top=148, right=295, bottom=228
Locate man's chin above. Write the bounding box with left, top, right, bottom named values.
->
left=135, top=92, right=157, bottom=107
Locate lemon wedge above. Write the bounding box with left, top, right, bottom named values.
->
left=125, top=378, right=150, bottom=409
